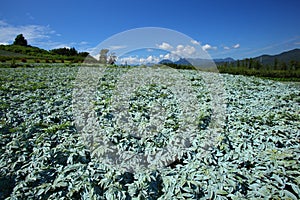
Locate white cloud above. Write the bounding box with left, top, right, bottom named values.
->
left=163, top=53, right=171, bottom=60
left=52, top=44, right=71, bottom=49
left=233, top=44, right=240, bottom=49
left=191, top=40, right=200, bottom=45
left=146, top=55, right=154, bottom=62
left=79, top=41, right=89, bottom=45
left=176, top=44, right=184, bottom=51
left=157, top=42, right=173, bottom=50
left=0, top=20, right=56, bottom=46
left=202, top=44, right=217, bottom=51
left=163, top=53, right=179, bottom=61
left=0, top=20, right=8, bottom=26
left=118, top=55, right=161, bottom=65
left=0, top=20, right=94, bottom=51
left=222, top=44, right=240, bottom=50
left=109, top=45, right=127, bottom=50
left=119, top=56, right=139, bottom=65
left=147, top=48, right=154, bottom=52
left=156, top=43, right=198, bottom=59
left=143, top=55, right=160, bottom=63
left=26, top=12, right=35, bottom=20
left=172, top=45, right=196, bottom=57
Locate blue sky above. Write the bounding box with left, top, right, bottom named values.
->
left=1, top=0, right=300, bottom=60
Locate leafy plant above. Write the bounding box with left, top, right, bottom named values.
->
left=0, top=66, right=299, bottom=199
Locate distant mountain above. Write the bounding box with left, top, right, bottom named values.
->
left=158, top=57, right=235, bottom=68
left=174, top=58, right=192, bottom=66
left=159, top=59, right=173, bottom=64
left=213, top=57, right=235, bottom=63
left=253, top=48, right=300, bottom=65
left=145, top=62, right=156, bottom=67
left=158, top=48, right=300, bottom=68
left=158, top=49, right=300, bottom=68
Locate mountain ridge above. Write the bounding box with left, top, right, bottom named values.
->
left=252, top=48, right=300, bottom=65
left=159, top=48, right=300, bottom=66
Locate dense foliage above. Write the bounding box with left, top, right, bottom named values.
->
left=13, top=34, right=28, bottom=47
left=0, top=45, right=89, bottom=64
left=0, top=66, right=299, bottom=199
left=217, top=58, right=300, bottom=80
left=158, top=63, right=196, bottom=70
left=50, top=47, right=89, bottom=58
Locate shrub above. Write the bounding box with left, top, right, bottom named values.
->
left=10, top=59, right=17, bottom=68
left=0, top=57, right=7, bottom=63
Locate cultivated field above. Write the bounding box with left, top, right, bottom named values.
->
left=0, top=66, right=299, bottom=199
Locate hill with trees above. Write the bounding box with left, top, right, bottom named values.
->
left=217, top=49, right=300, bottom=80
left=253, top=49, right=300, bottom=66
left=1, top=34, right=299, bottom=80
left=0, top=34, right=90, bottom=64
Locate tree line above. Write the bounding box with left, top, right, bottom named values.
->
left=217, top=58, right=300, bottom=80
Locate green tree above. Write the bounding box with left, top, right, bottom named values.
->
left=254, top=60, right=262, bottom=70
left=245, top=58, right=250, bottom=68
left=50, top=47, right=78, bottom=56
left=249, top=58, right=254, bottom=69
left=281, top=61, right=287, bottom=71
left=13, top=34, right=28, bottom=46
left=274, top=58, right=279, bottom=70
left=69, top=47, right=78, bottom=56
left=296, top=61, right=300, bottom=70
left=289, top=60, right=296, bottom=70
left=236, top=59, right=240, bottom=67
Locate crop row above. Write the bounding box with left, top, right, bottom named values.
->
left=0, top=66, right=299, bottom=199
